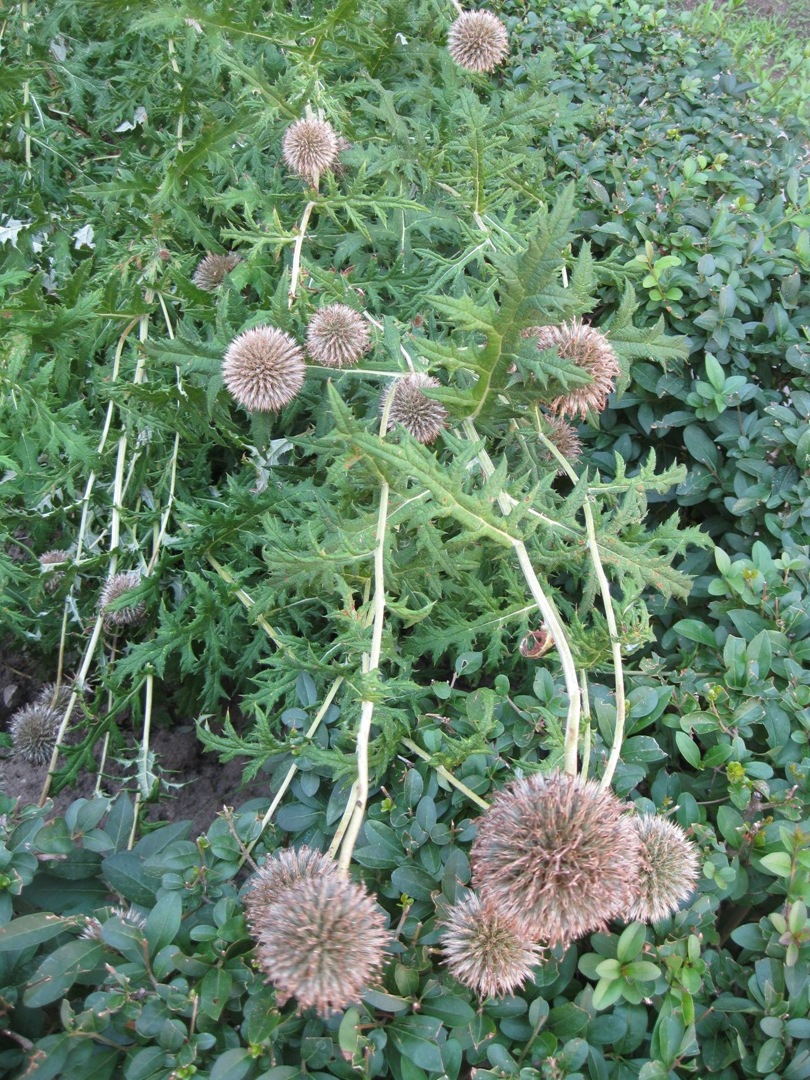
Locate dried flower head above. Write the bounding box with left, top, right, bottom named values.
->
left=99, top=571, right=146, bottom=629
left=36, top=682, right=72, bottom=712
left=193, top=252, right=241, bottom=292
left=306, top=305, right=370, bottom=369
left=624, top=815, right=700, bottom=924
left=250, top=874, right=389, bottom=1015
left=539, top=414, right=582, bottom=473
left=80, top=917, right=104, bottom=941
left=447, top=11, right=509, bottom=73
left=471, top=772, right=641, bottom=946
left=9, top=702, right=61, bottom=764
left=40, top=549, right=69, bottom=592
left=222, top=326, right=306, bottom=413
left=524, top=321, right=620, bottom=420
left=245, top=846, right=340, bottom=920
left=282, top=118, right=340, bottom=183
left=383, top=373, right=447, bottom=444
left=110, top=905, right=148, bottom=930
left=441, top=892, right=544, bottom=999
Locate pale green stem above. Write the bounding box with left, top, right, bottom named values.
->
left=242, top=676, right=344, bottom=866
left=288, top=200, right=316, bottom=308
left=129, top=671, right=155, bottom=848
left=21, top=1, right=31, bottom=175
left=167, top=38, right=184, bottom=150
left=579, top=671, right=592, bottom=782
left=535, top=416, right=626, bottom=790
left=401, top=738, right=490, bottom=810
left=327, top=780, right=359, bottom=860
left=463, top=418, right=582, bottom=775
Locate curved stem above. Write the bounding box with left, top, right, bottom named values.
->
left=288, top=200, right=316, bottom=308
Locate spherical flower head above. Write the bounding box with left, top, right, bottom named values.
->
left=193, top=252, right=241, bottom=292
left=99, top=571, right=146, bottom=630
left=244, top=846, right=340, bottom=920
left=383, top=373, right=448, bottom=444
left=40, top=549, right=69, bottom=592
left=250, top=873, right=389, bottom=1016
left=471, top=772, right=641, bottom=946
left=525, top=321, right=620, bottom=420
left=222, top=326, right=306, bottom=413
left=36, top=682, right=72, bottom=711
left=306, top=305, right=371, bottom=369
left=624, top=815, right=700, bottom=924
left=448, top=11, right=509, bottom=73
left=282, top=118, right=340, bottom=183
left=441, top=891, right=544, bottom=999
left=539, top=414, right=582, bottom=473
left=10, top=702, right=60, bottom=764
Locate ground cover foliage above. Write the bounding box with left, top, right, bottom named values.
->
left=1, top=0, right=810, bottom=1077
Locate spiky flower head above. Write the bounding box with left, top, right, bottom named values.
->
left=524, top=321, right=620, bottom=420
left=193, top=252, right=241, bottom=292
left=441, top=891, right=544, bottom=999
left=222, top=326, right=306, bottom=413
left=244, top=846, right=340, bottom=919
left=624, top=815, right=700, bottom=924
left=9, top=702, right=60, bottom=764
left=471, top=772, right=641, bottom=946
left=306, top=305, right=371, bottom=369
left=539, top=413, right=582, bottom=473
left=447, top=11, right=509, bottom=73
left=36, top=682, right=72, bottom=711
left=99, top=571, right=146, bottom=630
left=282, top=118, right=340, bottom=183
left=40, top=549, right=69, bottom=592
left=249, top=874, right=389, bottom=1015
left=383, top=373, right=448, bottom=444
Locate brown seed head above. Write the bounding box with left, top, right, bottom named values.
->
left=193, top=252, right=242, bottom=292
left=40, top=549, right=69, bottom=592
left=383, top=373, right=447, bottom=444
left=539, top=414, right=583, bottom=473
left=222, top=326, right=306, bottom=413
left=99, top=571, right=146, bottom=630
left=447, top=11, right=509, bottom=73
left=624, top=815, right=700, bottom=923
left=471, top=772, right=641, bottom=946
left=250, top=874, right=390, bottom=1016
left=10, top=702, right=61, bottom=764
left=282, top=118, right=340, bottom=183
left=306, top=305, right=371, bottom=368
left=244, top=847, right=340, bottom=925
left=441, top=891, right=544, bottom=999
left=525, top=321, right=620, bottom=420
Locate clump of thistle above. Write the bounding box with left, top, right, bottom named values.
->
left=192, top=252, right=241, bottom=292
left=99, top=571, right=146, bottom=630
left=471, top=772, right=641, bottom=946
left=39, top=549, right=70, bottom=592
left=244, top=846, right=340, bottom=916
left=222, top=326, right=306, bottom=413
left=441, top=891, right=544, bottom=999
left=447, top=11, right=509, bottom=73
left=306, top=304, right=371, bottom=369
left=249, top=873, right=389, bottom=1015
left=9, top=701, right=61, bottom=764
left=538, top=414, right=582, bottom=473
left=524, top=321, right=620, bottom=419
left=624, top=815, right=700, bottom=923
left=383, top=373, right=448, bottom=444
left=282, top=117, right=340, bottom=183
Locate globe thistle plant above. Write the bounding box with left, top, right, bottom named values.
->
left=624, top=815, right=700, bottom=924
left=249, top=873, right=389, bottom=1015
left=440, top=891, right=544, bottom=999
left=9, top=701, right=61, bottom=764
left=192, top=251, right=241, bottom=292
left=383, top=373, right=448, bottom=444
left=524, top=321, right=620, bottom=420
left=244, top=846, right=340, bottom=918
left=306, top=304, right=371, bottom=369
left=222, top=326, right=306, bottom=413
left=282, top=117, right=340, bottom=184
left=99, top=571, right=146, bottom=630
left=447, top=11, right=509, bottom=73
left=471, top=772, right=641, bottom=946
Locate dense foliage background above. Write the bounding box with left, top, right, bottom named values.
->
left=1, top=0, right=809, bottom=1077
